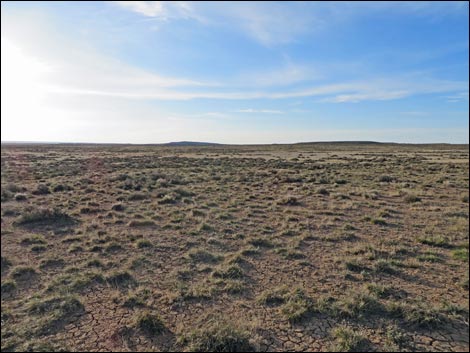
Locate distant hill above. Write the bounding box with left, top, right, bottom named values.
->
left=1, top=140, right=467, bottom=147
left=294, top=141, right=384, bottom=145
left=162, top=141, right=222, bottom=146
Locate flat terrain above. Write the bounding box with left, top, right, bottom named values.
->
left=1, top=142, right=469, bottom=352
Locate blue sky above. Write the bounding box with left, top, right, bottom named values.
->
left=1, top=1, right=469, bottom=143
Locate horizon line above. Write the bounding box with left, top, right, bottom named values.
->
left=1, top=140, right=469, bottom=146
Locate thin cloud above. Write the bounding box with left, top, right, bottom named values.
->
left=400, top=111, right=430, bottom=116
left=238, top=64, right=321, bottom=87
left=320, top=90, right=410, bottom=103
left=114, top=1, right=165, bottom=17
left=167, top=112, right=231, bottom=121
left=234, top=109, right=284, bottom=114
left=445, top=91, right=469, bottom=102
left=112, top=1, right=468, bottom=46
left=45, top=76, right=467, bottom=103
left=113, top=1, right=204, bottom=22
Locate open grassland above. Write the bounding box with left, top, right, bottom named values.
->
left=1, top=142, right=469, bottom=352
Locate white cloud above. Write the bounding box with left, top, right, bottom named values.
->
left=113, top=1, right=206, bottom=22
left=114, top=1, right=165, bottom=17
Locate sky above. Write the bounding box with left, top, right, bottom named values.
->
left=1, top=1, right=469, bottom=144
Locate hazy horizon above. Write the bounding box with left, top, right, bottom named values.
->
left=2, top=139, right=469, bottom=146
left=2, top=1, right=469, bottom=144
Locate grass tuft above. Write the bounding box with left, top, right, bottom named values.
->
left=135, top=311, right=165, bottom=336
left=179, top=317, right=254, bottom=352
left=329, top=325, right=369, bottom=352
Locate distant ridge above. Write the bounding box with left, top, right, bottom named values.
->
left=1, top=140, right=466, bottom=146
left=295, top=141, right=383, bottom=145
left=162, top=141, right=222, bottom=146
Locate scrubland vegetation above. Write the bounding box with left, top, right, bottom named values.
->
left=1, top=142, right=468, bottom=351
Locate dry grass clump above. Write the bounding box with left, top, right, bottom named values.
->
left=178, top=316, right=255, bottom=352
left=15, top=207, right=74, bottom=226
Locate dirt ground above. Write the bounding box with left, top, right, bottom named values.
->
left=1, top=142, right=469, bottom=352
